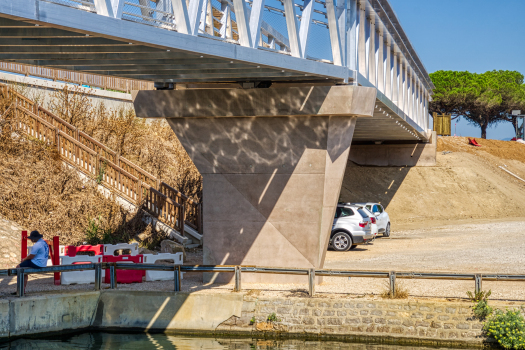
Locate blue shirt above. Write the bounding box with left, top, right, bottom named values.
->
left=31, top=239, right=49, bottom=267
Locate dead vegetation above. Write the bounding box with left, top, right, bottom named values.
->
left=0, top=84, right=199, bottom=247
left=380, top=281, right=409, bottom=299
left=48, top=86, right=202, bottom=200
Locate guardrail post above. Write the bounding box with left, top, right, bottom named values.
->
left=475, top=274, right=482, bottom=294
left=389, top=271, right=396, bottom=298
left=94, top=263, right=102, bottom=291
left=234, top=266, right=242, bottom=292
left=16, top=268, right=25, bottom=297
left=110, top=264, right=116, bottom=289
left=308, top=268, right=315, bottom=297
left=174, top=265, right=181, bottom=292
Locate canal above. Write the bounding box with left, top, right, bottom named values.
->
left=0, top=333, right=475, bottom=350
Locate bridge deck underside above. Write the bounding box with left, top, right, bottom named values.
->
left=0, top=3, right=427, bottom=143
left=0, top=14, right=343, bottom=84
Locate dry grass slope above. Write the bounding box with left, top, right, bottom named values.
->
left=0, top=85, right=203, bottom=247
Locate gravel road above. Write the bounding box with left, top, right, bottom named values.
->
left=2, top=219, right=525, bottom=302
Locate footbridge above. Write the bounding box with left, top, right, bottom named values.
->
left=0, top=0, right=434, bottom=282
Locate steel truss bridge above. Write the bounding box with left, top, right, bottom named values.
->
left=0, top=0, right=434, bottom=142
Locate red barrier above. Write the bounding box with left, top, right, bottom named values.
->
left=65, top=244, right=104, bottom=257
left=53, top=236, right=60, bottom=285
left=103, top=255, right=144, bottom=284
left=21, top=231, right=27, bottom=259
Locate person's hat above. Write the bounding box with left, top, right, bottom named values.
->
left=27, top=231, right=43, bottom=240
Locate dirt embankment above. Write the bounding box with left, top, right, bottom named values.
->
left=340, top=137, right=525, bottom=229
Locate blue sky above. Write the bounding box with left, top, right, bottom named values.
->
left=389, top=0, right=525, bottom=140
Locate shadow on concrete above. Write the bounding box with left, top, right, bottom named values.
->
left=167, top=115, right=355, bottom=283
left=339, top=160, right=411, bottom=210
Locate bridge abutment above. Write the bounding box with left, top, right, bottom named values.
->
left=133, top=86, right=376, bottom=283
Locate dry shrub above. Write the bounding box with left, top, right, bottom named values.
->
left=49, top=86, right=202, bottom=200
left=0, top=95, right=154, bottom=245
left=380, top=281, right=409, bottom=299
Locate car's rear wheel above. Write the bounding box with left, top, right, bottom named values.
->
left=332, top=232, right=352, bottom=252
left=384, top=223, right=391, bottom=237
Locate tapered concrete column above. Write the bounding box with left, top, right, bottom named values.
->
left=134, top=86, right=376, bottom=283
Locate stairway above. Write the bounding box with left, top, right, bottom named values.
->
left=0, top=84, right=202, bottom=247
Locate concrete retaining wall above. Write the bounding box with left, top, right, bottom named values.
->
left=0, top=290, right=515, bottom=347
left=92, top=291, right=243, bottom=331
left=8, top=292, right=99, bottom=338
left=349, top=132, right=437, bottom=167
left=0, top=72, right=132, bottom=111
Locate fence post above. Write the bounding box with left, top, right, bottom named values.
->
left=174, top=265, right=181, bottom=292
left=94, top=263, right=102, bottom=291
left=389, top=271, right=396, bottom=298
left=137, top=179, right=143, bottom=205
left=55, top=127, right=60, bottom=154
left=110, top=264, right=116, bottom=289
left=16, top=268, right=25, bottom=297
left=179, top=199, right=186, bottom=236
left=197, top=202, right=202, bottom=235
left=96, top=154, right=101, bottom=181
left=475, top=274, right=482, bottom=294
left=308, top=268, right=315, bottom=297
left=116, top=154, right=121, bottom=191
left=234, top=266, right=242, bottom=292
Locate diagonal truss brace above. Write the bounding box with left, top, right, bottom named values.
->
left=172, top=0, right=205, bottom=35
left=93, top=0, right=124, bottom=18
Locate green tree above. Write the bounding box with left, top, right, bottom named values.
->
left=430, top=70, right=525, bottom=139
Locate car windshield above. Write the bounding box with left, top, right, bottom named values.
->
left=335, top=207, right=354, bottom=218
left=357, top=209, right=369, bottom=218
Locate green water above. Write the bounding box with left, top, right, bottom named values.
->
left=0, top=333, right=470, bottom=350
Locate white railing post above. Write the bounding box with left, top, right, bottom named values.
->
left=298, top=0, right=314, bottom=58
left=283, top=0, right=301, bottom=57
left=357, top=5, right=366, bottom=76
left=326, top=0, right=343, bottom=66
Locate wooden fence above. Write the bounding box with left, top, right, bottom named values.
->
left=0, top=61, right=154, bottom=93
left=433, top=113, right=451, bottom=136
left=0, top=84, right=201, bottom=236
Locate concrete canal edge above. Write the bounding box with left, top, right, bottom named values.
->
left=0, top=290, right=519, bottom=347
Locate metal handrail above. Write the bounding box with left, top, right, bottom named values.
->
left=3, top=263, right=525, bottom=298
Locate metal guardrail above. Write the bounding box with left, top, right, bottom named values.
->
left=2, top=264, right=525, bottom=298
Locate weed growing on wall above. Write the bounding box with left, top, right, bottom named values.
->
left=485, top=309, right=525, bottom=349
left=467, top=290, right=493, bottom=320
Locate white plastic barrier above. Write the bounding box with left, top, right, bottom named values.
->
left=60, top=255, right=103, bottom=285
left=103, top=243, right=139, bottom=256
left=143, top=253, right=183, bottom=281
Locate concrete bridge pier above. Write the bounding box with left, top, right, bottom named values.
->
left=133, top=86, right=376, bottom=283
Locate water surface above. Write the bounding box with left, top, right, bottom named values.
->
left=0, top=333, right=473, bottom=350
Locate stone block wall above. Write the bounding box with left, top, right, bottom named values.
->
left=216, top=296, right=522, bottom=347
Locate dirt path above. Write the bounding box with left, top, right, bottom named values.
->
left=325, top=218, right=525, bottom=274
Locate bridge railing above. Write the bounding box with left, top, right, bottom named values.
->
left=0, top=84, right=202, bottom=236
left=3, top=263, right=520, bottom=298
left=0, top=61, right=154, bottom=93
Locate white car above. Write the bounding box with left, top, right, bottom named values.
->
left=352, top=202, right=391, bottom=237
left=359, top=206, right=378, bottom=238
left=331, top=204, right=374, bottom=251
